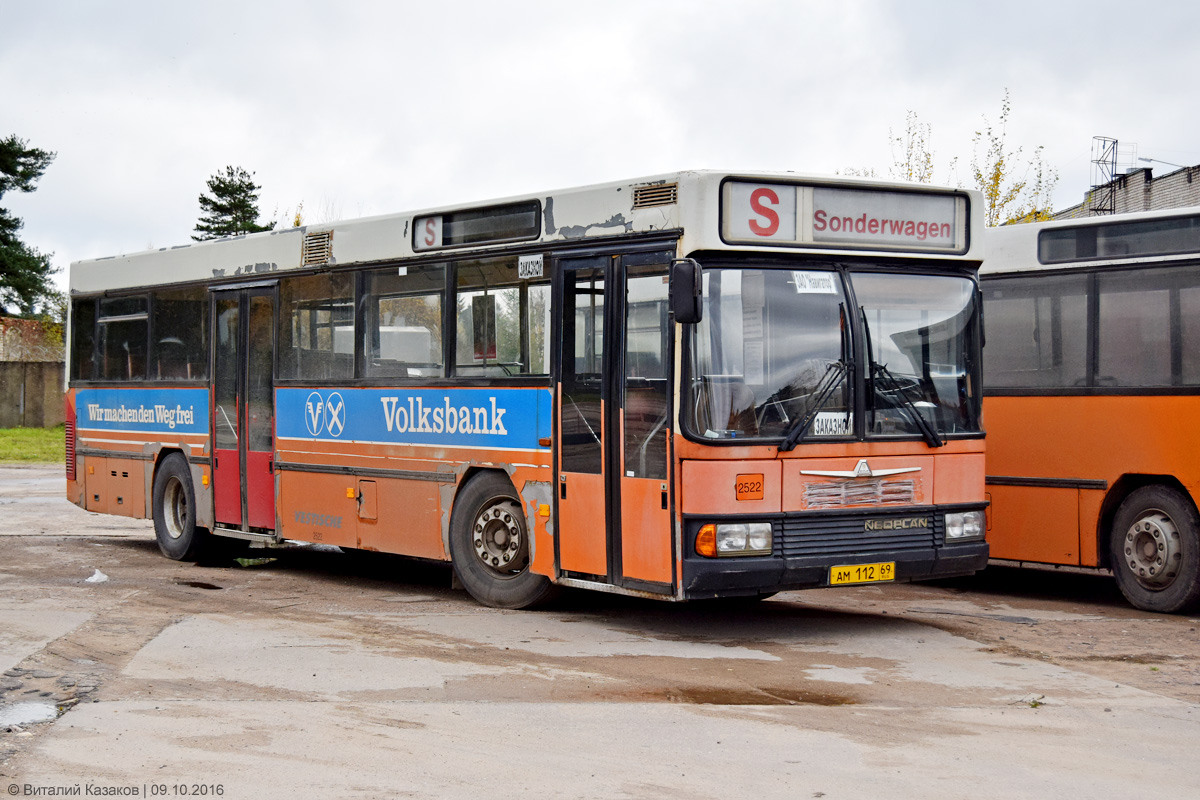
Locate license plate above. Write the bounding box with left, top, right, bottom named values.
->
left=830, top=561, right=895, bottom=586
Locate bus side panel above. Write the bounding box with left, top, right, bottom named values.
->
left=1078, top=488, right=1105, bottom=567
left=986, top=395, right=1200, bottom=480
left=512, top=473, right=555, bottom=579
left=985, top=485, right=1080, bottom=564
left=83, top=456, right=108, bottom=513
left=106, top=458, right=147, bottom=518
left=81, top=456, right=147, bottom=518
left=358, top=478, right=447, bottom=560
left=278, top=471, right=357, bottom=548
left=985, top=395, right=1200, bottom=567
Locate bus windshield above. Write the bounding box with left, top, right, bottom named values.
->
left=686, top=266, right=981, bottom=442
left=854, top=271, right=980, bottom=440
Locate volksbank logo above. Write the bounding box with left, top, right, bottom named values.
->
left=277, top=387, right=542, bottom=448
left=305, top=391, right=345, bottom=437
left=380, top=396, right=508, bottom=436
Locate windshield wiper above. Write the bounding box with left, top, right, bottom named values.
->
left=777, top=360, right=850, bottom=452
left=859, top=306, right=943, bottom=448
left=870, top=360, right=944, bottom=448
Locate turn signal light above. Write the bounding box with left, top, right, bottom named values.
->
left=695, top=524, right=718, bottom=558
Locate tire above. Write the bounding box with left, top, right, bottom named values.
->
left=1109, top=485, right=1200, bottom=614
left=153, top=453, right=208, bottom=561
left=449, top=472, right=555, bottom=609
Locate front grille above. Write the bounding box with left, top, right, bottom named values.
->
left=804, top=478, right=917, bottom=509
left=779, top=512, right=942, bottom=559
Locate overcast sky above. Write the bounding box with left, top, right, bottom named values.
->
left=4, top=0, right=1199, bottom=294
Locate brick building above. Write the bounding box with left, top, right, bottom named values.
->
left=1054, top=164, right=1200, bottom=219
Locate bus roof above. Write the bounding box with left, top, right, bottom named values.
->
left=982, top=205, right=1200, bottom=276
left=71, top=170, right=983, bottom=294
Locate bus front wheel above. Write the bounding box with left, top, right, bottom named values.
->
left=153, top=453, right=208, bottom=561
left=1110, top=485, right=1200, bottom=614
left=449, top=472, right=555, bottom=609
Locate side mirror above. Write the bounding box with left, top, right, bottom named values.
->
left=670, top=258, right=703, bottom=324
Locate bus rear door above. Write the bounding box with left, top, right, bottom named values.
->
left=212, top=287, right=277, bottom=532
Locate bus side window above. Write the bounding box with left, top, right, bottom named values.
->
left=982, top=275, right=1087, bottom=389
left=71, top=299, right=97, bottom=381
left=454, top=255, right=549, bottom=378
left=97, top=296, right=148, bottom=382
left=278, top=273, right=354, bottom=381
left=361, top=263, right=446, bottom=378
left=152, top=287, right=208, bottom=380
left=1097, top=267, right=1191, bottom=387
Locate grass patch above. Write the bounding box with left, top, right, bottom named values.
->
left=0, top=425, right=65, bottom=463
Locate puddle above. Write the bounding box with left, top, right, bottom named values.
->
left=673, top=687, right=856, bottom=706
left=176, top=580, right=223, bottom=590
left=0, top=701, right=59, bottom=726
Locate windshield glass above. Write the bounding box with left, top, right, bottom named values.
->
left=685, top=265, right=982, bottom=442
left=688, top=268, right=851, bottom=440
left=852, top=271, right=980, bottom=437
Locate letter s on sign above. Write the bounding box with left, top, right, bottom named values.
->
left=424, top=218, right=438, bottom=247
left=748, top=188, right=780, bottom=237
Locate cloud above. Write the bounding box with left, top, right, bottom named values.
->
left=3, top=0, right=1200, bottom=287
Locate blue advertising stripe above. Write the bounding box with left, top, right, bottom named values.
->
left=75, top=388, right=209, bottom=435
left=276, top=387, right=552, bottom=450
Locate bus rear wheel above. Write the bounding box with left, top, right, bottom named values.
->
left=449, top=472, right=555, bottom=609
left=153, top=453, right=208, bottom=561
left=1110, top=485, right=1200, bottom=614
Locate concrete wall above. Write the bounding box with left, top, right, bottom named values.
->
left=0, top=362, right=65, bottom=428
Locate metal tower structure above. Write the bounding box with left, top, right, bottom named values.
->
left=1089, top=137, right=1139, bottom=215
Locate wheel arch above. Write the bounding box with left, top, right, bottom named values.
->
left=445, top=467, right=555, bottom=608
left=151, top=447, right=188, bottom=484
left=151, top=448, right=214, bottom=532
left=442, top=466, right=516, bottom=555
left=1097, top=473, right=1197, bottom=569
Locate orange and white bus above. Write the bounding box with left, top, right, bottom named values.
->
left=66, top=170, right=988, bottom=608
left=982, top=207, right=1200, bottom=613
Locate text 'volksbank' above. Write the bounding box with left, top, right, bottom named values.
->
left=380, top=396, right=508, bottom=436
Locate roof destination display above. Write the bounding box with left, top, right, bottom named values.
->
left=722, top=180, right=968, bottom=254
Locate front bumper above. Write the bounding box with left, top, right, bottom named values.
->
left=680, top=505, right=989, bottom=599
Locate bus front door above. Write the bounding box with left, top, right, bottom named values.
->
left=212, top=287, right=276, bottom=532
left=556, top=254, right=673, bottom=592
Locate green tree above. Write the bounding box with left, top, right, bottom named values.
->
left=971, top=90, right=1058, bottom=226
left=192, top=166, right=276, bottom=240
left=0, top=134, right=58, bottom=315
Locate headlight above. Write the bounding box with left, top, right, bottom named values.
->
left=945, top=510, right=985, bottom=542
left=696, top=522, right=773, bottom=557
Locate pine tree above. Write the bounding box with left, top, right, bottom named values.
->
left=192, top=166, right=275, bottom=241
left=0, top=134, right=57, bottom=315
